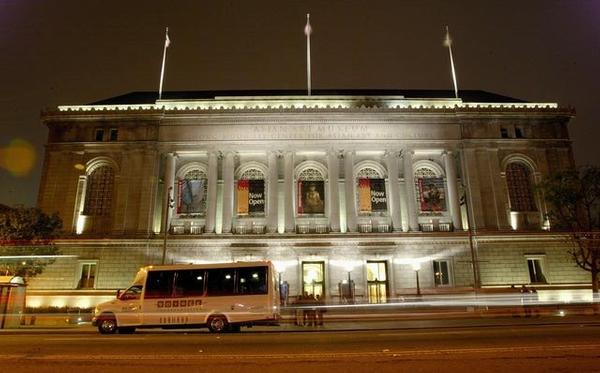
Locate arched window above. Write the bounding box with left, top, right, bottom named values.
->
left=415, top=167, right=446, bottom=213
left=506, top=162, right=536, bottom=212
left=297, top=168, right=325, bottom=215
left=237, top=168, right=266, bottom=216
left=177, top=169, right=208, bottom=214
left=82, top=166, right=115, bottom=216
left=356, top=167, right=387, bottom=214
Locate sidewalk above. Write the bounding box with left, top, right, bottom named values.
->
left=4, top=306, right=599, bottom=334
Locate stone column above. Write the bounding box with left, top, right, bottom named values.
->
left=327, top=150, right=341, bottom=232
left=266, top=151, right=279, bottom=233
left=403, top=149, right=419, bottom=231
left=162, top=152, right=176, bottom=233
left=385, top=151, right=403, bottom=232
left=221, top=151, right=235, bottom=234
left=205, top=151, right=218, bottom=233
left=344, top=150, right=357, bottom=232
left=444, top=150, right=463, bottom=231
left=283, top=151, right=295, bottom=233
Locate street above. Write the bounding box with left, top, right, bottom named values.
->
left=1, top=316, right=600, bottom=372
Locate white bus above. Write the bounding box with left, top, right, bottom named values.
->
left=92, top=261, right=280, bottom=334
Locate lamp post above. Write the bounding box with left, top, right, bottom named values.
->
left=412, top=262, right=421, bottom=296
left=461, top=184, right=481, bottom=289
left=161, top=186, right=173, bottom=265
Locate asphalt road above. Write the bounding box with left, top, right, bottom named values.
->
left=2, top=318, right=600, bottom=372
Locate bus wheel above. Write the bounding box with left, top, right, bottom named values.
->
left=97, top=316, right=117, bottom=334
left=118, top=327, right=136, bottom=334
left=207, top=315, right=228, bottom=333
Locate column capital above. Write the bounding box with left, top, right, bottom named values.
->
left=384, top=150, right=402, bottom=158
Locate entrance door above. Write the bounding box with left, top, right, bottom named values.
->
left=302, top=261, right=325, bottom=297
left=367, top=261, right=388, bottom=303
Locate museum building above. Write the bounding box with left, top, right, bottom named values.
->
left=30, top=89, right=588, bottom=308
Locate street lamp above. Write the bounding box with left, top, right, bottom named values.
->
left=161, top=186, right=174, bottom=265
left=460, top=185, right=481, bottom=289
left=411, top=262, right=421, bottom=296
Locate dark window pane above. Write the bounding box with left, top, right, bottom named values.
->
left=500, top=127, right=509, bottom=138
left=206, top=268, right=235, bottom=296
left=145, top=270, right=176, bottom=298
left=515, top=127, right=524, bottom=138
left=109, top=128, right=118, bottom=141
left=95, top=128, right=104, bottom=141
left=174, top=270, right=205, bottom=297
left=236, top=266, right=268, bottom=295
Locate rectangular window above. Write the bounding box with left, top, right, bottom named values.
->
left=236, top=266, right=268, bottom=295
left=173, top=270, right=205, bottom=297
left=109, top=128, right=118, bottom=141
left=206, top=268, right=235, bottom=296
left=433, top=260, right=451, bottom=286
left=94, top=128, right=105, bottom=141
left=145, top=270, right=176, bottom=298
left=515, top=127, right=524, bottom=138
left=77, top=262, right=97, bottom=289
left=527, top=258, right=547, bottom=283
left=500, top=127, right=509, bottom=138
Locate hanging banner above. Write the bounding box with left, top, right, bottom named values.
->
left=237, top=180, right=249, bottom=215
left=358, top=178, right=387, bottom=213
left=418, top=177, right=446, bottom=212
left=370, top=179, right=387, bottom=212
left=298, top=180, right=325, bottom=214
left=358, top=178, right=372, bottom=213
left=248, top=180, right=265, bottom=215
left=177, top=178, right=206, bottom=214
left=237, top=180, right=265, bottom=216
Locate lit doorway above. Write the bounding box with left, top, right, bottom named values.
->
left=302, top=261, right=325, bottom=297
left=367, top=261, right=388, bottom=303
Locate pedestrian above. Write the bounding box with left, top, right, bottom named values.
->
left=520, top=285, right=531, bottom=317
left=315, top=294, right=325, bottom=326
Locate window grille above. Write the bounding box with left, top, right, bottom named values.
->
left=506, top=163, right=536, bottom=212
left=83, top=166, right=114, bottom=216
left=298, top=168, right=323, bottom=181
left=240, top=168, right=265, bottom=180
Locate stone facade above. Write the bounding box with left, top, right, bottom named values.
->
left=31, top=90, right=586, bottom=308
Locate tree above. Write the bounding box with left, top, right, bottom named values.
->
left=0, top=205, right=62, bottom=280
left=538, top=166, right=600, bottom=294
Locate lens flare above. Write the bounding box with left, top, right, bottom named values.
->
left=0, top=139, right=36, bottom=177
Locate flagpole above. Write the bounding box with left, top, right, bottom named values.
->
left=445, top=26, right=458, bottom=99
left=158, top=27, right=170, bottom=101
left=305, top=14, right=312, bottom=96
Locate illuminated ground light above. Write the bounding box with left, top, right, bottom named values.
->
left=0, top=138, right=36, bottom=176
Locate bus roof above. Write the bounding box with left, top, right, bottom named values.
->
left=140, top=261, right=273, bottom=272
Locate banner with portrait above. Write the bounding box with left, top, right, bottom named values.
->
left=177, top=178, right=206, bottom=214
left=237, top=180, right=265, bottom=216
left=297, top=180, right=325, bottom=214
left=417, top=177, right=446, bottom=212
left=358, top=178, right=387, bottom=213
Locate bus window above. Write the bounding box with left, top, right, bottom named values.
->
left=206, top=268, right=235, bottom=296
left=237, top=266, right=268, bottom=295
left=174, top=269, right=205, bottom=297
left=120, top=285, right=143, bottom=300
left=145, top=270, right=176, bottom=298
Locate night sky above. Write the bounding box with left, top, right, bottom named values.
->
left=1, top=0, right=599, bottom=207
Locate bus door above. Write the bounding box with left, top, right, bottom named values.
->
left=116, top=285, right=143, bottom=326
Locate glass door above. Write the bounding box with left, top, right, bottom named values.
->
left=302, top=261, right=325, bottom=297
left=367, top=261, right=388, bottom=303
